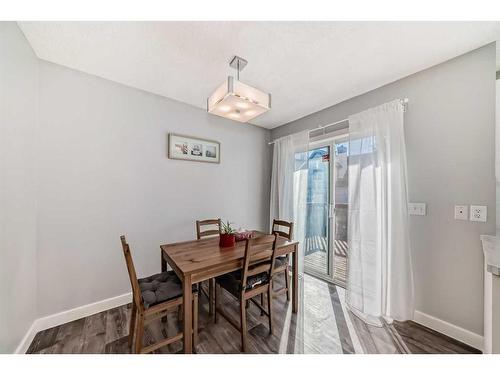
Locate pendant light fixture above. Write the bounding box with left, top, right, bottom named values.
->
left=207, top=56, right=271, bottom=123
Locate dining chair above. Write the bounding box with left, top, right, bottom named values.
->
left=214, top=234, right=278, bottom=352
left=271, top=219, right=294, bottom=301
left=120, top=235, right=198, bottom=354
left=196, top=218, right=221, bottom=240
left=195, top=218, right=221, bottom=315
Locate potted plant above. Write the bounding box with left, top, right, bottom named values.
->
left=219, top=221, right=236, bottom=248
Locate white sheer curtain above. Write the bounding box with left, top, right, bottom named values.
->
left=270, top=130, right=309, bottom=276
left=346, top=99, right=414, bottom=326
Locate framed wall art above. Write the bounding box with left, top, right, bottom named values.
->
left=168, top=133, right=220, bottom=163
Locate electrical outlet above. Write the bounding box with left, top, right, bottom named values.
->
left=470, top=205, right=487, bottom=222
left=454, top=205, right=468, bottom=220
left=408, top=202, right=426, bottom=216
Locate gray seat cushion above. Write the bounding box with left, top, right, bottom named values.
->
left=274, top=256, right=288, bottom=269
left=216, top=270, right=269, bottom=297
left=138, top=271, right=197, bottom=308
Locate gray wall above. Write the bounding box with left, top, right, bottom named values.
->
left=493, top=78, right=500, bottom=353
left=36, top=61, right=271, bottom=316
left=272, top=44, right=496, bottom=336
left=0, top=23, right=38, bottom=352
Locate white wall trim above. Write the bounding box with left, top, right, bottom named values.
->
left=15, top=292, right=131, bottom=353
left=413, top=310, right=484, bottom=351
left=15, top=320, right=40, bottom=354
left=34, top=292, right=132, bottom=333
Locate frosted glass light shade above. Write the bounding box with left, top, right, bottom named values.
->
left=207, top=76, right=271, bottom=123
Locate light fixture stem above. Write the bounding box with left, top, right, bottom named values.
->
left=237, top=59, right=240, bottom=80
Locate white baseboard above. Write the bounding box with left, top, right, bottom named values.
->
left=413, top=310, right=484, bottom=351
left=15, top=320, right=40, bottom=355
left=15, top=292, right=132, bottom=354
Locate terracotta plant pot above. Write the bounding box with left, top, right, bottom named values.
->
left=219, top=233, right=236, bottom=248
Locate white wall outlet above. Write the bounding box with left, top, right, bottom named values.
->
left=408, top=202, right=426, bottom=216
left=470, top=205, right=487, bottom=222
left=454, top=205, right=468, bottom=220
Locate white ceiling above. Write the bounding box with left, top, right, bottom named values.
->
left=18, top=22, right=500, bottom=129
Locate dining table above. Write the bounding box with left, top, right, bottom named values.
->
left=160, top=231, right=299, bottom=354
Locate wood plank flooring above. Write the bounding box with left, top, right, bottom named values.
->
left=392, top=320, right=481, bottom=354
left=304, top=239, right=348, bottom=286
left=26, top=275, right=480, bottom=354
left=304, top=251, right=328, bottom=277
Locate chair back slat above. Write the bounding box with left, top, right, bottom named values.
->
left=120, top=235, right=144, bottom=312
left=198, top=229, right=220, bottom=237
left=273, top=230, right=291, bottom=239
left=246, top=263, right=272, bottom=277
left=196, top=218, right=221, bottom=239
left=241, top=234, right=277, bottom=292
left=271, top=219, right=294, bottom=241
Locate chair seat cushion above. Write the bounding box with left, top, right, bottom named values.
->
left=216, top=270, right=269, bottom=297
left=274, top=256, right=288, bottom=269
left=138, top=271, right=197, bottom=308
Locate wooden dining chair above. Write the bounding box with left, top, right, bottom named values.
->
left=195, top=218, right=221, bottom=315
left=271, top=219, right=294, bottom=301
left=214, top=234, right=278, bottom=352
left=195, top=218, right=221, bottom=239
left=120, top=235, right=198, bottom=354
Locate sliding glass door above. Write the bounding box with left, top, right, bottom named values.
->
left=332, top=137, right=349, bottom=287
left=301, top=144, right=331, bottom=278
left=300, top=136, right=349, bottom=287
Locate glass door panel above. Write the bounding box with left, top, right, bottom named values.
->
left=301, top=145, right=331, bottom=278
left=332, top=139, right=349, bottom=287
left=296, top=136, right=349, bottom=286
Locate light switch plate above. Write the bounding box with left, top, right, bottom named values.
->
left=470, top=205, right=487, bottom=222
left=408, top=202, right=426, bottom=216
left=454, top=205, right=468, bottom=220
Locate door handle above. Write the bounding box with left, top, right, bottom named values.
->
left=329, top=204, right=335, bottom=218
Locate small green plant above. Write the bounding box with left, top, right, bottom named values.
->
left=220, top=220, right=236, bottom=235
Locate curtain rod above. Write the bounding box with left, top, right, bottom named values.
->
left=268, top=98, right=409, bottom=145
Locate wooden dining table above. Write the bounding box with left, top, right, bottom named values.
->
left=160, top=231, right=299, bottom=354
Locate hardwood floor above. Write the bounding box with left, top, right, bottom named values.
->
left=392, top=320, right=481, bottom=354
left=26, top=275, right=480, bottom=354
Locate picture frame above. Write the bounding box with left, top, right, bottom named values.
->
left=168, top=133, right=220, bottom=164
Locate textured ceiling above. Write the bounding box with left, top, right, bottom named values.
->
left=18, top=21, right=500, bottom=128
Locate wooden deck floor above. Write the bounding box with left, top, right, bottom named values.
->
left=304, top=238, right=347, bottom=285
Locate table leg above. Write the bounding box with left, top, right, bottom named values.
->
left=292, top=244, right=299, bottom=313
left=161, top=251, right=167, bottom=272
left=208, top=278, right=214, bottom=316
left=182, top=274, right=193, bottom=353
left=160, top=251, right=168, bottom=323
